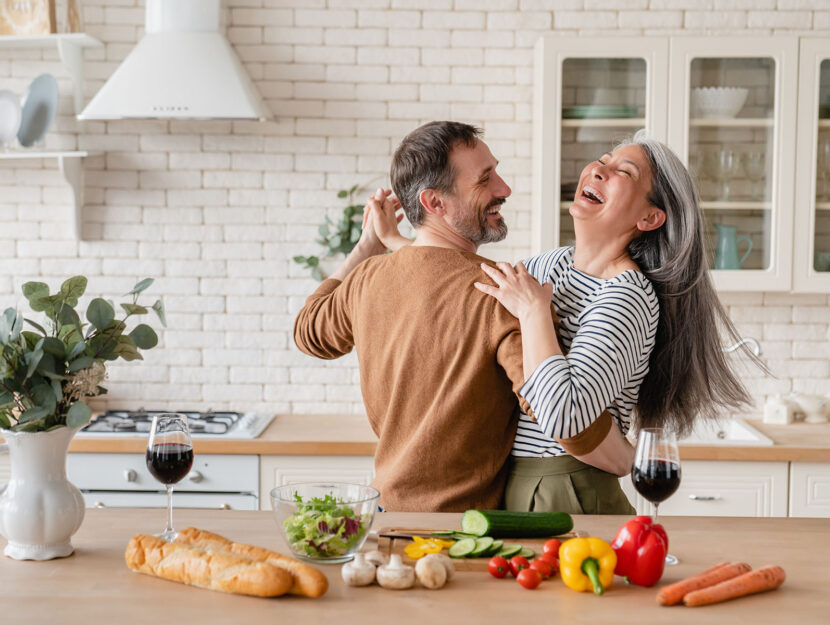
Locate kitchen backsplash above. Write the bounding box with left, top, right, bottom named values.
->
left=1, top=1, right=828, bottom=418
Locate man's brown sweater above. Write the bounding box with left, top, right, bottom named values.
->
left=294, top=245, right=533, bottom=512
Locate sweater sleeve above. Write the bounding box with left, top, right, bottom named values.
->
left=489, top=297, right=534, bottom=417
left=293, top=278, right=356, bottom=360
left=519, top=282, right=657, bottom=439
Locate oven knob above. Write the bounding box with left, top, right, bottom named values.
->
left=123, top=469, right=137, bottom=483
left=188, top=470, right=204, bottom=483
left=94, top=502, right=106, bottom=509
left=219, top=503, right=231, bottom=510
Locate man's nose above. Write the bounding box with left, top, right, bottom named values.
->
left=495, top=173, right=511, bottom=198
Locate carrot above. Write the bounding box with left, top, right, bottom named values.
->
left=657, top=561, right=752, bottom=606
left=683, top=565, right=786, bottom=607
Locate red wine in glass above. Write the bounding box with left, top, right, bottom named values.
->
left=632, top=428, right=681, bottom=565
left=146, top=414, right=193, bottom=541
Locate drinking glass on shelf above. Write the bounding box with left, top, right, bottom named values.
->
left=742, top=151, right=766, bottom=201
left=703, top=148, right=742, bottom=201
left=818, top=135, right=830, bottom=201
left=146, top=413, right=193, bottom=541
left=632, top=428, right=681, bottom=565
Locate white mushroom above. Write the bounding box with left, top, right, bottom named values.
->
left=363, top=549, right=390, bottom=567
left=341, top=552, right=376, bottom=587
left=423, top=552, right=455, bottom=582
left=376, top=554, right=415, bottom=590
left=415, top=553, right=448, bottom=589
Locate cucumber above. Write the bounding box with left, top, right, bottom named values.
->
left=484, top=539, right=504, bottom=556
left=470, top=537, right=494, bottom=557
left=461, top=510, right=573, bottom=538
left=431, top=531, right=478, bottom=540
left=519, top=547, right=536, bottom=559
left=495, top=543, right=522, bottom=558
left=448, top=538, right=476, bottom=558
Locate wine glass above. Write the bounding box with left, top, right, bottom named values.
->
left=817, top=135, right=830, bottom=201
left=742, top=151, right=766, bottom=201
left=703, top=148, right=742, bottom=200
left=146, top=413, right=193, bottom=541
left=632, top=427, right=681, bottom=565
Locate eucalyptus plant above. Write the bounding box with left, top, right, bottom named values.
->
left=0, top=276, right=166, bottom=433
left=294, top=184, right=365, bottom=281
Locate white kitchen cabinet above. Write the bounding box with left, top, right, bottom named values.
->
left=259, top=455, right=375, bottom=510
left=789, top=462, right=830, bottom=518
left=534, top=35, right=810, bottom=292
left=620, top=460, right=789, bottom=518
left=793, top=38, right=830, bottom=292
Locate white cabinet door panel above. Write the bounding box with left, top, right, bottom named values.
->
left=790, top=462, right=830, bottom=518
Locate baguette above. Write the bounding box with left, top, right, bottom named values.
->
left=125, top=534, right=292, bottom=598
left=176, top=526, right=329, bottom=598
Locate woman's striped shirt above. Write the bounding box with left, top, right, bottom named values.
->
left=511, top=246, right=659, bottom=458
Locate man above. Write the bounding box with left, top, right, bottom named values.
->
left=294, top=122, right=610, bottom=512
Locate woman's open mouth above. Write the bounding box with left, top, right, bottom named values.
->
left=580, top=185, right=605, bottom=204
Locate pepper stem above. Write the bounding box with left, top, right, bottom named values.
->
left=581, top=558, right=604, bottom=595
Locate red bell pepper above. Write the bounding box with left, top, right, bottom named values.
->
left=610, top=515, right=668, bottom=587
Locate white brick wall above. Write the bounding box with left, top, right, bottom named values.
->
left=1, top=1, right=829, bottom=418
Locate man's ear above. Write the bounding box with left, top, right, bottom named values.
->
left=637, top=207, right=666, bottom=232
left=419, top=189, right=446, bottom=216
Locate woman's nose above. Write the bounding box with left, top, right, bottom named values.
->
left=591, top=164, right=606, bottom=180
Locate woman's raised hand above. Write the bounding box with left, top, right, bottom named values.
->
left=363, top=188, right=410, bottom=251
left=474, top=262, right=554, bottom=321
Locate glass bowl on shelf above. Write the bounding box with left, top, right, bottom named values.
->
left=691, top=87, right=749, bottom=119
left=271, top=482, right=379, bottom=564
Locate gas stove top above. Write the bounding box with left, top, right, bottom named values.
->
left=77, top=409, right=275, bottom=439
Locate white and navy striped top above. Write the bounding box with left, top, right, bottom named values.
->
left=511, top=247, right=659, bottom=458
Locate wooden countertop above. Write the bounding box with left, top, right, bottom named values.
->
left=63, top=414, right=830, bottom=462
left=0, top=509, right=825, bottom=625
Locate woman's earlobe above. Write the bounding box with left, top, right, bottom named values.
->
left=638, top=208, right=666, bottom=232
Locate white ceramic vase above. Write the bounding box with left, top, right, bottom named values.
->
left=0, top=426, right=85, bottom=560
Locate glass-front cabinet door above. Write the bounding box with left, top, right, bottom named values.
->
left=668, top=37, right=798, bottom=291
left=533, top=37, right=669, bottom=254
left=794, top=38, right=830, bottom=292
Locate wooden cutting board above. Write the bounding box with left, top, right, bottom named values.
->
left=375, top=527, right=587, bottom=571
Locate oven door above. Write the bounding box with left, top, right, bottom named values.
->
left=81, top=491, right=259, bottom=510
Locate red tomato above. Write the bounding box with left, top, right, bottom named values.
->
left=516, top=568, right=542, bottom=589
left=538, top=553, right=560, bottom=574
left=488, top=556, right=509, bottom=579
left=529, top=558, right=553, bottom=580
left=543, top=538, right=562, bottom=556
left=509, top=555, right=530, bottom=577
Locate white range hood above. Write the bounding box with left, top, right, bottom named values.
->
left=78, top=0, right=269, bottom=121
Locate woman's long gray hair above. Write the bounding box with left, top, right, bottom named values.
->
left=619, top=130, right=764, bottom=436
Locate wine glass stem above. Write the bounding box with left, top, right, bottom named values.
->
left=653, top=502, right=659, bottom=524
left=165, top=484, right=174, bottom=537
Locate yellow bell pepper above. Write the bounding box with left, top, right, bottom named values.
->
left=559, top=537, right=617, bottom=595
left=403, top=536, right=454, bottom=559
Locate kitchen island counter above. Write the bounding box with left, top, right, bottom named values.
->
left=0, top=509, right=825, bottom=624
left=64, top=414, right=830, bottom=462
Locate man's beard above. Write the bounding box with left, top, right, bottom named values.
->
left=449, top=198, right=508, bottom=245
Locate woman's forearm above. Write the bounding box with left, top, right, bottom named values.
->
left=519, top=306, right=564, bottom=381
left=568, top=421, right=635, bottom=477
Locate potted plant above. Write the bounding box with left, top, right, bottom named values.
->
left=0, top=276, right=165, bottom=560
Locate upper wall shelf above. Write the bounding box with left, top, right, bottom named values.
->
left=0, top=33, right=102, bottom=112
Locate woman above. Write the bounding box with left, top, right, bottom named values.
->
left=371, top=131, right=759, bottom=514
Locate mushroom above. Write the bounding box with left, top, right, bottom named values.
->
left=376, top=554, right=415, bottom=590
left=363, top=549, right=390, bottom=567
left=415, top=553, right=448, bottom=589
left=341, top=552, right=376, bottom=587
left=423, top=552, right=455, bottom=582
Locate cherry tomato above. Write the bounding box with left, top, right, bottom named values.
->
left=529, top=558, right=553, bottom=580
left=538, top=553, right=560, bottom=574
left=509, top=555, right=530, bottom=577
left=516, top=568, right=542, bottom=589
left=488, top=556, right=509, bottom=579
left=543, top=538, right=562, bottom=556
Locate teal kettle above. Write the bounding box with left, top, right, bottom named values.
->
left=714, top=223, right=752, bottom=270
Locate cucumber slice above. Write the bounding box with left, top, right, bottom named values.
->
left=432, top=530, right=478, bottom=539
left=484, top=540, right=504, bottom=556
left=470, top=536, right=494, bottom=557
left=519, top=547, right=536, bottom=559
left=496, top=543, right=522, bottom=558
left=430, top=531, right=456, bottom=536
left=461, top=509, right=573, bottom=538
left=448, top=538, right=476, bottom=558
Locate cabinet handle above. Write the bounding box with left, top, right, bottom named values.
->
left=688, top=494, right=720, bottom=501
left=219, top=503, right=231, bottom=510
left=188, top=470, right=204, bottom=483
left=123, top=469, right=137, bottom=483
left=94, top=501, right=106, bottom=508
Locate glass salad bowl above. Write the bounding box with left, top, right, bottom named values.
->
left=271, top=482, right=380, bottom=564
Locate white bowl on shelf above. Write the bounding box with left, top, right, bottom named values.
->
left=691, top=87, right=749, bottom=119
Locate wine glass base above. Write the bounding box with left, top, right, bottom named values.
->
left=665, top=553, right=679, bottom=565
left=155, top=529, right=179, bottom=542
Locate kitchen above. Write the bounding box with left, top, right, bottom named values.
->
left=2, top=0, right=830, bottom=622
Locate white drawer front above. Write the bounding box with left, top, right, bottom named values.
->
left=81, top=491, right=259, bottom=510
left=790, top=462, right=830, bottom=518
left=67, top=453, right=259, bottom=493
left=260, top=455, right=375, bottom=510
left=620, top=460, right=788, bottom=517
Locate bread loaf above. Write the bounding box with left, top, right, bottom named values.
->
left=176, top=526, right=329, bottom=598
left=125, top=534, right=292, bottom=597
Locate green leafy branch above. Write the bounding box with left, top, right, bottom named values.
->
left=0, top=276, right=166, bottom=433
left=294, top=184, right=364, bottom=281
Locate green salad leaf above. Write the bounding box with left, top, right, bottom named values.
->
left=283, top=492, right=370, bottom=558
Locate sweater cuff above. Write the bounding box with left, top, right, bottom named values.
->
left=557, top=411, right=612, bottom=456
